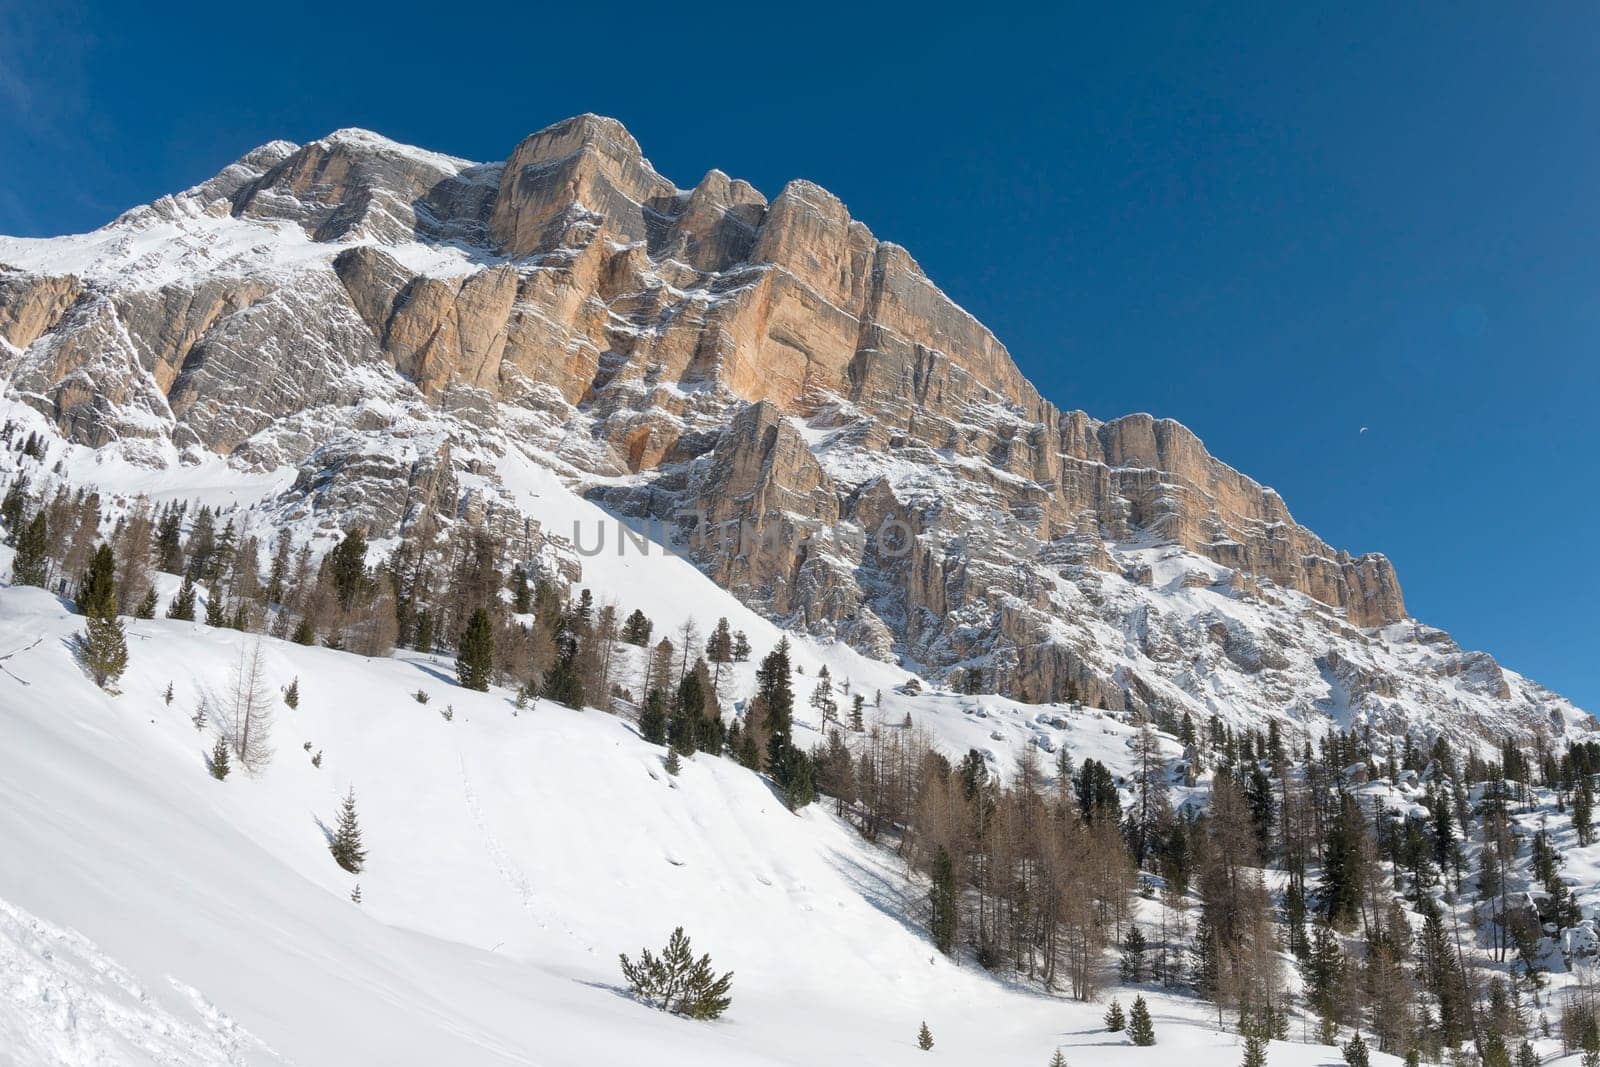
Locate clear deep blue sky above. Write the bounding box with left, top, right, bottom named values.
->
left=2, top=2, right=1596, bottom=708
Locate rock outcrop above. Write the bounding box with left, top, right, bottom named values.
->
left=1, top=113, right=1574, bottom=745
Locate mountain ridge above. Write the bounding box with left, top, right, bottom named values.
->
left=0, top=114, right=1580, bottom=745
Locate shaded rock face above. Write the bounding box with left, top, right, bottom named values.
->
left=11, top=112, right=1568, bottom=742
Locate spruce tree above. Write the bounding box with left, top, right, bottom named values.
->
left=1242, top=1030, right=1268, bottom=1067
left=1342, top=1033, right=1370, bottom=1067
left=291, top=617, right=315, bottom=645
left=664, top=748, right=682, bottom=776
left=11, top=510, right=48, bottom=586
left=284, top=677, right=300, bottom=709
left=640, top=688, right=668, bottom=744
left=330, top=787, right=367, bottom=873
left=135, top=587, right=158, bottom=619
left=79, top=613, right=129, bottom=689
left=1121, top=923, right=1147, bottom=982
left=204, top=588, right=227, bottom=626
left=165, top=575, right=197, bottom=620
left=917, top=1022, right=934, bottom=1051
left=1129, top=996, right=1155, bottom=1046
left=621, top=609, right=653, bottom=647
left=1105, top=999, right=1126, bottom=1032
left=209, top=734, right=231, bottom=779
left=0, top=475, right=28, bottom=536
left=76, top=543, right=118, bottom=618
left=455, top=608, right=494, bottom=691
left=1050, top=1052, right=1068, bottom=1067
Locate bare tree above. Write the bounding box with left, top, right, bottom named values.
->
left=220, top=639, right=275, bottom=772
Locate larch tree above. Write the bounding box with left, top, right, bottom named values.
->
left=221, top=640, right=274, bottom=772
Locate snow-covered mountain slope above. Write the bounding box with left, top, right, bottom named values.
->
left=0, top=113, right=1588, bottom=753
left=0, top=585, right=1389, bottom=1067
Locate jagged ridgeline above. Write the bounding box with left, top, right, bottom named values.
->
left=0, top=115, right=1586, bottom=744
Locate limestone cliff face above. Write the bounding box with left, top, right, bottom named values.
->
left=0, top=114, right=1466, bottom=725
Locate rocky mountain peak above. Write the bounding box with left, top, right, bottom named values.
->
left=0, top=115, right=1581, bottom=744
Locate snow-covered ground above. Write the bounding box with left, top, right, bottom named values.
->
left=0, top=583, right=1398, bottom=1066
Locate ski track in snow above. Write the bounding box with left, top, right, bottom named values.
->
left=0, top=896, right=282, bottom=1067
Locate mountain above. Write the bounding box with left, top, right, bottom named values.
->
left=0, top=114, right=1586, bottom=747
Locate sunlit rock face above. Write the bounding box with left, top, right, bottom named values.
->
left=6, top=113, right=1581, bottom=748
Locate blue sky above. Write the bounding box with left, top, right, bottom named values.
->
left=3, top=2, right=1597, bottom=709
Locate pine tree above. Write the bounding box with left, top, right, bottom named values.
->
left=76, top=543, right=118, bottom=618
left=640, top=688, right=668, bottom=745
left=284, top=677, right=300, bottom=709
left=618, top=927, right=733, bottom=1020
left=164, top=681, right=175, bottom=705
left=0, top=475, right=28, bottom=537
left=664, top=748, right=682, bottom=776
left=621, top=608, right=653, bottom=647
left=11, top=510, right=48, bottom=586
left=204, top=588, right=227, bottom=626
left=291, top=617, right=315, bottom=645
left=78, top=614, right=128, bottom=689
left=1516, top=1040, right=1538, bottom=1067
left=1105, top=998, right=1126, bottom=1032
left=917, top=1022, right=934, bottom=1051
left=455, top=608, right=494, bottom=691
left=1050, top=1052, right=1069, bottom=1067
left=1121, top=923, right=1147, bottom=982
left=1242, top=1030, right=1268, bottom=1067
left=135, top=586, right=158, bottom=619
left=350, top=883, right=362, bottom=904
left=330, top=787, right=367, bottom=873
left=1342, top=1033, right=1370, bottom=1067
left=166, top=575, right=198, bottom=620
left=328, top=527, right=368, bottom=609
left=209, top=734, right=230, bottom=779
left=1129, top=996, right=1155, bottom=1046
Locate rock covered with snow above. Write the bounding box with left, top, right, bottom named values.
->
left=0, top=114, right=1587, bottom=747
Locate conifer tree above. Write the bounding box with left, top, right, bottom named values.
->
left=1129, top=996, right=1156, bottom=1046
left=1342, top=1033, right=1369, bottom=1067
left=291, top=617, right=315, bottom=645
left=135, top=587, right=158, bottom=619
left=1242, top=1029, right=1268, bottom=1067
left=79, top=613, right=129, bottom=689
left=640, top=688, right=668, bottom=745
left=618, top=927, right=733, bottom=1020
left=1105, top=998, right=1126, bottom=1032
left=328, top=527, right=368, bottom=609
left=0, top=475, right=28, bottom=536
left=1121, top=923, right=1147, bottom=982
left=11, top=510, right=48, bottom=586
left=1050, top=1052, right=1068, bottom=1067
left=166, top=575, right=198, bottom=620
left=350, top=883, right=362, bottom=904
left=284, top=677, right=300, bottom=709
left=77, top=543, right=117, bottom=618
left=330, top=787, right=367, bottom=873
left=621, top=609, right=653, bottom=647
left=204, top=588, right=227, bottom=626
left=455, top=608, right=494, bottom=691
left=917, top=1022, right=934, bottom=1050
left=209, top=734, right=230, bottom=780
left=664, top=748, right=682, bottom=776
left=731, top=630, right=751, bottom=662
